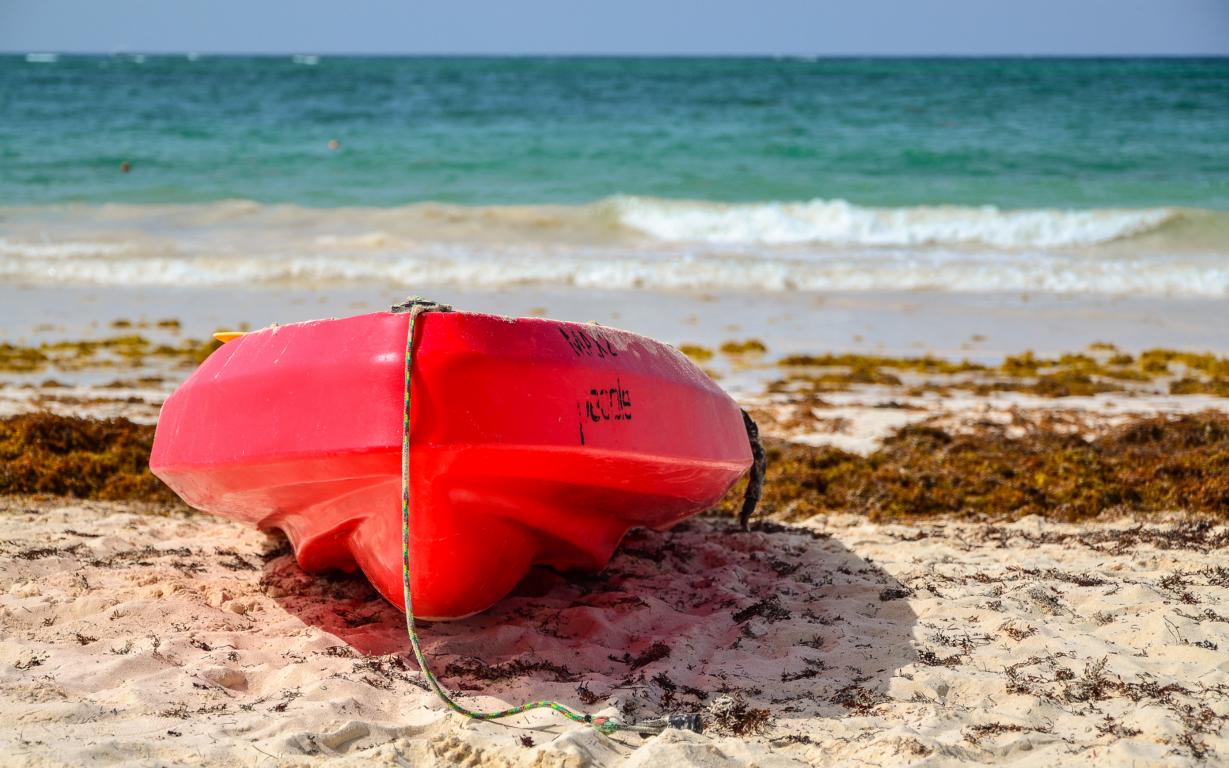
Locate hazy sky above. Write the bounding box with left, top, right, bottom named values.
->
left=2, top=0, right=1228, bottom=56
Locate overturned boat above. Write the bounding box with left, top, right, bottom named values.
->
left=150, top=305, right=755, bottom=619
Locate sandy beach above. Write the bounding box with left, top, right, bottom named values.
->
left=3, top=329, right=1229, bottom=765
left=3, top=499, right=1227, bottom=766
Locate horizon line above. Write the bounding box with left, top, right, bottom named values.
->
left=4, top=50, right=1229, bottom=59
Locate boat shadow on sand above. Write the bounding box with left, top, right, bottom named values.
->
left=263, top=516, right=918, bottom=732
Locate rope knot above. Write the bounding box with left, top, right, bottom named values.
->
left=391, top=296, right=453, bottom=315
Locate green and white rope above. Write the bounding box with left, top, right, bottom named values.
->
left=396, top=298, right=624, bottom=736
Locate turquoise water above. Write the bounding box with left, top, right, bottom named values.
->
left=3, top=55, right=1229, bottom=296
left=3, top=55, right=1228, bottom=208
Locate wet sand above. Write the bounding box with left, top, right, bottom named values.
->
left=5, top=284, right=1229, bottom=368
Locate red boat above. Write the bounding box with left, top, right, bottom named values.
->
left=150, top=307, right=755, bottom=619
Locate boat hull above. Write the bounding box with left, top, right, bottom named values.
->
left=150, top=311, right=751, bottom=619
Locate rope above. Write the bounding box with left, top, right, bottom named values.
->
left=396, top=297, right=627, bottom=736
left=738, top=409, right=767, bottom=531
left=392, top=297, right=763, bottom=734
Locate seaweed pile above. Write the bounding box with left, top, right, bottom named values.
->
left=717, top=411, right=1229, bottom=523
left=763, top=345, right=1229, bottom=398
left=0, top=334, right=220, bottom=374
left=5, top=409, right=1228, bottom=523
left=0, top=412, right=175, bottom=503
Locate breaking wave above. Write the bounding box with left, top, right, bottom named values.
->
left=609, top=196, right=1182, bottom=248
left=0, top=199, right=1225, bottom=296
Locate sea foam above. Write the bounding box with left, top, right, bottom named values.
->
left=611, top=196, right=1180, bottom=248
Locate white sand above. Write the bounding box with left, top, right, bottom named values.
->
left=2, top=498, right=1227, bottom=767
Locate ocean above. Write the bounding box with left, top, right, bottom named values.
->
left=2, top=55, right=1228, bottom=296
